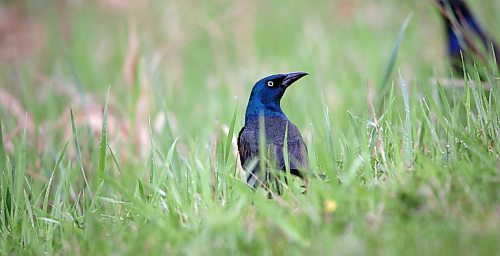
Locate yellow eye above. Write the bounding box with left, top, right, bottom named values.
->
left=267, top=81, right=274, bottom=87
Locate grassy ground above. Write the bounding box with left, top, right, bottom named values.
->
left=0, top=0, right=499, bottom=255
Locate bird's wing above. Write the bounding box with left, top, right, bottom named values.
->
left=237, top=127, right=251, bottom=166
left=237, top=127, right=263, bottom=188
left=281, top=133, right=308, bottom=186
left=288, top=136, right=309, bottom=171
left=273, top=133, right=308, bottom=177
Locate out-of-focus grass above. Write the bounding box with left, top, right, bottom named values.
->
left=0, top=0, right=499, bottom=254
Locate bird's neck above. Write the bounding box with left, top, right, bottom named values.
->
left=244, top=99, right=287, bottom=125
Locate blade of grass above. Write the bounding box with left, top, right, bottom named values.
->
left=70, top=109, right=92, bottom=197
left=0, top=120, right=8, bottom=231
left=464, top=75, right=472, bottom=131
left=258, top=115, right=267, bottom=190
left=43, top=141, right=69, bottom=215
left=90, top=88, right=110, bottom=210
left=282, top=122, right=291, bottom=193
left=0, top=121, right=6, bottom=172
left=24, top=190, right=35, bottom=228
left=321, top=94, right=336, bottom=163
left=377, top=14, right=412, bottom=112
left=13, top=116, right=28, bottom=231
left=108, top=145, right=121, bottom=175
left=420, top=98, right=441, bottom=152
left=165, top=139, right=178, bottom=170
left=399, top=71, right=412, bottom=169
left=149, top=117, right=156, bottom=184
left=224, top=104, right=238, bottom=165
left=97, top=88, right=110, bottom=183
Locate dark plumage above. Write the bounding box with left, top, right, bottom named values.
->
left=436, top=0, right=499, bottom=75
left=237, top=72, right=308, bottom=192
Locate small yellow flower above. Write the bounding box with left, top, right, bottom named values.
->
left=324, top=199, right=337, bottom=213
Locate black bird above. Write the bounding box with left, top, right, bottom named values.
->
left=237, top=72, right=309, bottom=193
left=436, top=0, right=499, bottom=76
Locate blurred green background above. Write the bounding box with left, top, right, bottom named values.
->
left=0, top=0, right=499, bottom=255
left=1, top=0, right=498, bottom=139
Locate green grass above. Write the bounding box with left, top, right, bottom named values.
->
left=0, top=0, right=499, bottom=255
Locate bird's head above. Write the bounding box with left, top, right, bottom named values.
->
left=245, top=72, right=308, bottom=121
left=249, top=72, right=308, bottom=105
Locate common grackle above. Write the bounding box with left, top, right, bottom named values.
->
left=436, top=0, right=499, bottom=76
left=237, top=72, right=309, bottom=193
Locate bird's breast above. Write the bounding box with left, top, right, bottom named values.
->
left=244, top=117, right=301, bottom=145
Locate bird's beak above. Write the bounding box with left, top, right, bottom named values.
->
left=282, top=72, right=308, bottom=88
